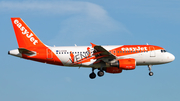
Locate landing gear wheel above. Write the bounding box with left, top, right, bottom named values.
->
left=97, top=70, right=104, bottom=77
left=148, top=65, right=153, bottom=76
left=89, top=72, right=96, bottom=79
left=149, top=72, right=153, bottom=76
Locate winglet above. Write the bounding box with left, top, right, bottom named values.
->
left=90, top=43, right=96, bottom=48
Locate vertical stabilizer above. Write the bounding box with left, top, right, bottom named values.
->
left=11, top=18, right=46, bottom=48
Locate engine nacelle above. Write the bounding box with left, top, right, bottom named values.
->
left=105, top=67, right=122, bottom=73
left=105, top=58, right=136, bottom=74
left=109, top=58, right=136, bottom=70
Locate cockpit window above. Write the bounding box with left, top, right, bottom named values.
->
left=161, top=50, right=167, bottom=53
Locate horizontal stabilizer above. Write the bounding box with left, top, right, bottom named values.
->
left=18, top=48, right=35, bottom=55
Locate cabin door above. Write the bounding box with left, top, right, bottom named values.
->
left=149, top=46, right=156, bottom=57
left=46, top=48, right=53, bottom=59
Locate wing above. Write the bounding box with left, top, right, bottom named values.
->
left=91, top=43, right=117, bottom=62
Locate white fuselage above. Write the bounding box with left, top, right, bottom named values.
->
left=48, top=45, right=175, bottom=68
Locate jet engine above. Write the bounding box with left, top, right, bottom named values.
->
left=105, top=58, right=136, bottom=73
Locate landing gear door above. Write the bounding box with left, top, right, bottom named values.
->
left=149, top=46, right=156, bottom=57
left=47, top=48, right=53, bottom=59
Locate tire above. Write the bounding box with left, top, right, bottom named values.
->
left=89, top=72, right=96, bottom=79
left=97, top=71, right=104, bottom=77
left=149, top=72, right=153, bottom=76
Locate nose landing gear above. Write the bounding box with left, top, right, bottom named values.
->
left=149, top=72, right=153, bottom=76
left=148, top=65, right=154, bottom=76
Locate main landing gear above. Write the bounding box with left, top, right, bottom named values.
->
left=148, top=65, right=153, bottom=76
left=89, top=68, right=104, bottom=79
left=89, top=68, right=96, bottom=79
left=97, top=70, right=104, bottom=77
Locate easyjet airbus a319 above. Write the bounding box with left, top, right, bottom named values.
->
left=8, top=18, right=175, bottom=79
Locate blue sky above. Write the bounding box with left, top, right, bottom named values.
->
left=0, top=0, right=179, bottom=101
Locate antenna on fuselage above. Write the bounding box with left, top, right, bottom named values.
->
left=75, top=44, right=77, bottom=46
left=146, top=43, right=149, bottom=45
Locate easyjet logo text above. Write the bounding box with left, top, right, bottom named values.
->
left=121, top=47, right=147, bottom=51
left=14, top=19, right=38, bottom=45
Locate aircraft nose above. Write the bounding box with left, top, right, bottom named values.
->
left=169, top=53, right=175, bottom=62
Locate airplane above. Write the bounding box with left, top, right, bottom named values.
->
left=8, top=18, right=175, bottom=79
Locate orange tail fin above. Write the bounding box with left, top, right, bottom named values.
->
left=11, top=18, right=46, bottom=48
